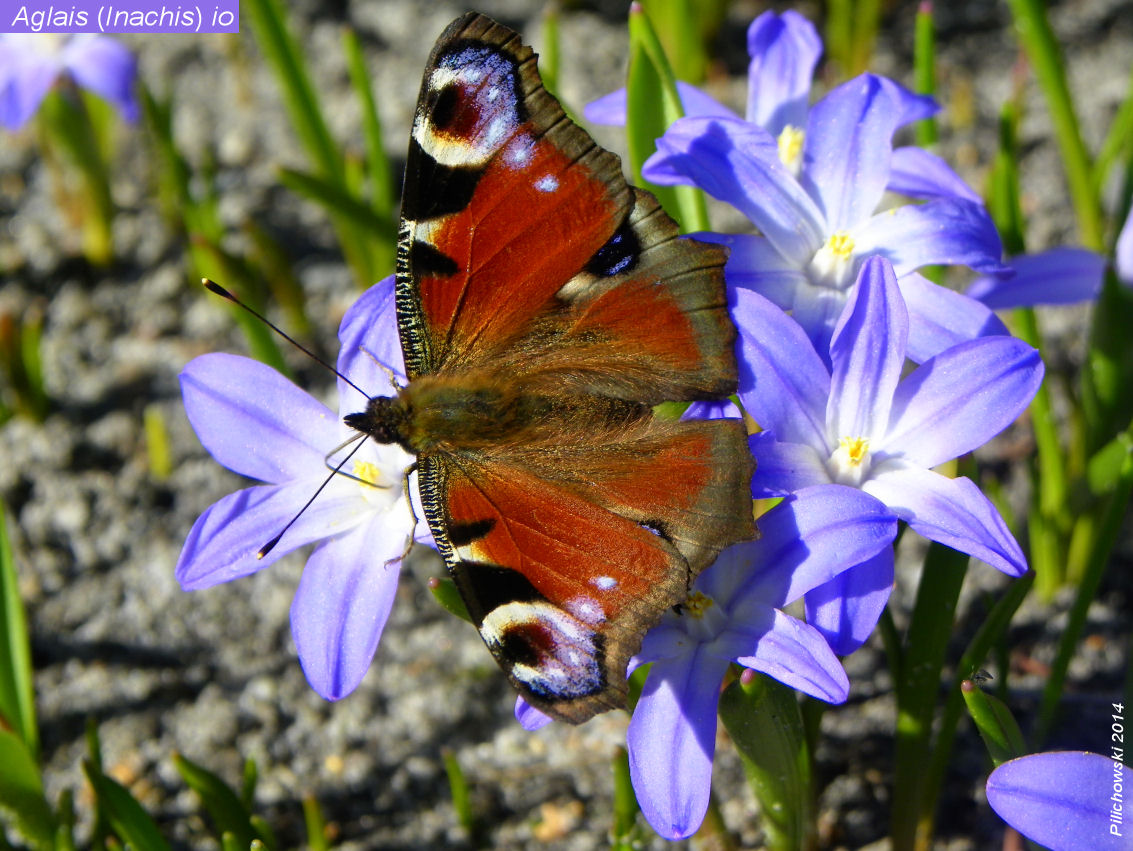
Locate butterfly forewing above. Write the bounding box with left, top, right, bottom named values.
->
left=382, top=12, right=756, bottom=723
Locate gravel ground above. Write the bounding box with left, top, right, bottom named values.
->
left=1, top=1, right=1131, bottom=848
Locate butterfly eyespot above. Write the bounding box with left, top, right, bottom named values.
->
left=428, top=84, right=461, bottom=131
left=583, top=223, right=641, bottom=278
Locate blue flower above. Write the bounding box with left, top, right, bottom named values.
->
left=967, top=207, right=1133, bottom=308
left=625, top=486, right=897, bottom=839
left=0, top=34, right=138, bottom=130
left=644, top=74, right=1008, bottom=363
left=736, top=256, right=1042, bottom=650
left=986, top=751, right=1125, bottom=851
left=177, top=277, right=422, bottom=700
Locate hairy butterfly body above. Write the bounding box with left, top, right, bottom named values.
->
left=347, top=12, right=755, bottom=723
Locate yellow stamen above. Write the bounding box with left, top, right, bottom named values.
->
left=777, top=125, right=805, bottom=172
left=353, top=459, right=383, bottom=489
left=838, top=436, right=870, bottom=466
left=826, top=231, right=855, bottom=260
left=684, top=591, right=714, bottom=618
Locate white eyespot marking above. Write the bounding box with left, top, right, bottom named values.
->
left=479, top=601, right=603, bottom=699
left=534, top=174, right=559, bottom=192
left=566, top=595, right=606, bottom=625
left=592, top=576, right=618, bottom=591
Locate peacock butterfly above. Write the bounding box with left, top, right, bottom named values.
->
left=347, top=12, right=755, bottom=723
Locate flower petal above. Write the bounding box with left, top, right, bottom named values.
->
left=1118, top=207, right=1133, bottom=286
left=627, top=651, right=728, bottom=840
left=967, top=248, right=1107, bottom=308
left=0, top=36, right=60, bottom=129
left=749, top=432, right=832, bottom=496
left=804, top=548, right=894, bottom=655
left=737, top=485, right=897, bottom=607
left=729, top=609, right=849, bottom=703
left=801, top=74, right=901, bottom=232
left=582, top=81, right=737, bottom=126
left=699, top=232, right=810, bottom=308
left=828, top=256, right=907, bottom=442
left=62, top=35, right=138, bottom=121
left=864, top=466, right=1027, bottom=576
left=644, top=116, right=826, bottom=263
left=682, top=398, right=741, bottom=420
left=337, top=274, right=402, bottom=410
left=181, top=353, right=339, bottom=483
left=515, top=697, right=554, bottom=731
left=986, top=751, right=1118, bottom=851
left=854, top=197, right=1009, bottom=277
left=731, top=286, right=830, bottom=446
left=291, top=516, right=403, bottom=700
left=744, top=10, right=822, bottom=133
left=176, top=480, right=337, bottom=590
left=900, top=271, right=1010, bottom=363
left=882, top=336, right=1043, bottom=466
left=887, top=146, right=982, bottom=203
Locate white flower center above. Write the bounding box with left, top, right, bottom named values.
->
left=680, top=590, right=728, bottom=641
left=352, top=458, right=397, bottom=506
left=828, top=436, right=872, bottom=486
left=808, top=230, right=858, bottom=290
left=777, top=124, right=805, bottom=175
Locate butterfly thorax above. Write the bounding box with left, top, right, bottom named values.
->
left=345, top=373, right=652, bottom=457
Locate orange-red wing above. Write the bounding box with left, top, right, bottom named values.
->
left=396, top=13, right=631, bottom=378
left=419, top=415, right=754, bottom=724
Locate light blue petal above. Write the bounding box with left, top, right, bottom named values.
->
left=878, top=77, right=940, bottom=126
left=749, top=432, right=832, bottom=496
left=900, top=271, right=1010, bottom=363
left=731, top=286, right=830, bottom=447
left=968, top=248, right=1107, bottom=307
left=291, top=518, right=403, bottom=700
left=986, top=752, right=1118, bottom=851
left=1118, top=207, right=1133, bottom=286
left=62, top=35, right=138, bottom=122
left=636, top=621, right=696, bottom=665
left=728, top=610, right=849, bottom=703
left=739, top=485, right=897, bottom=607
left=627, top=652, right=728, bottom=840
left=515, top=697, right=553, bottom=730
left=337, top=274, right=402, bottom=411
left=0, top=36, right=60, bottom=129
left=882, top=336, right=1043, bottom=467
left=682, top=398, right=741, bottom=420
left=180, top=353, right=339, bottom=484
left=744, top=10, right=822, bottom=133
left=887, top=146, right=982, bottom=203
left=644, top=116, right=825, bottom=263
left=804, top=548, right=894, bottom=655
left=827, top=256, right=907, bottom=442
left=698, top=232, right=809, bottom=308
left=176, top=480, right=335, bottom=590
left=801, top=74, right=901, bottom=233
left=853, top=197, right=1009, bottom=277
left=864, top=466, right=1027, bottom=576
left=582, top=81, right=737, bottom=126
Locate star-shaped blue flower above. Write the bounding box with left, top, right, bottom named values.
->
left=626, top=485, right=897, bottom=839
left=735, top=256, right=1043, bottom=651
left=177, top=277, right=424, bottom=700
left=0, top=34, right=138, bottom=130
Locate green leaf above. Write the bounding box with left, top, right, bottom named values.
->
left=610, top=747, right=639, bottom=848
left=625, top=4, right=709, bottom=233
left=275, top=168, right=398, bottom=247
left=962, top=681, right=1026, bottom=765
left=441, top=748, right=477, bottom=841
left=0, top=728, right=55, bottom=850
left=82, top=761, right=170, bottom=851
left=427, top=577, right=472, bottom=624
left=0, top=501, right=37, bottom=757
left=342, top=29, right=395, bottom=225
left=913, top=2, right=939, bottom=146
left=300, top=796, right=328, bottom=851
left=173, top=752, right=270, bottom=851
left=719, top=673, right=814, bottom=851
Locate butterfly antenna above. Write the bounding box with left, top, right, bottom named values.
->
left=202, top=278, right=369, bottom=398
left=257, top=434, right=370, bottom=558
